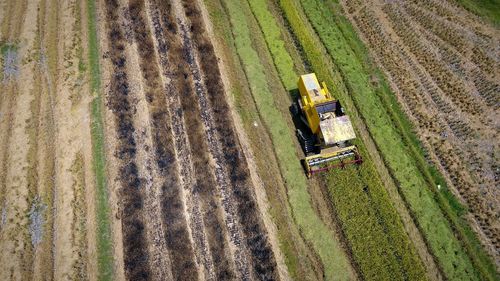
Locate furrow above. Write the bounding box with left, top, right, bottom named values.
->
left=178, top=0, right=281, bottom=279
left=128, top=0, right=204, bottom=280
left=102, top=0, right=151, bottom=279
left=148, top=1, right=238, bottom=279
left=122, top=10, right=174, bottom=281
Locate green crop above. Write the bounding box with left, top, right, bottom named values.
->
left=287, top=0, right=494, bottom=279
left=456, top=0, right=500, bottom=26
left=246, top=0, right=427, bottom=280
left=221, top=0, right=353, bottom=279
left=86, top=1, right=114, bottom=280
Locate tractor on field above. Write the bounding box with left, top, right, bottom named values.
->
left=291, top=73, right=362, bottom=177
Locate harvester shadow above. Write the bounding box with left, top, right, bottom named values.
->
left=288, top=88, right=313, bottom=175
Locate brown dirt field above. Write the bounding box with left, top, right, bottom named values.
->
left=0, top=0, right=102, bottom=280
left=53, top=0, right=97, bottom=279
left=341, top=0, right=499, bottom=264
left=0, top=1, right=38, bottom=280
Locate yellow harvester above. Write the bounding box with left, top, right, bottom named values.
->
left=291, top=73, right=362, bottom=177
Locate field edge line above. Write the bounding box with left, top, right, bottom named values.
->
left=85, top=1, right=114, bottom=281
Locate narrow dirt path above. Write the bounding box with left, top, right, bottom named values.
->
left=30, top=1, right=53, bottom=280
left=53, top=0, right=96, bottom=279
left=0, top=1, right=38, bottom=280
left=34, top=0, right=59, bottom=279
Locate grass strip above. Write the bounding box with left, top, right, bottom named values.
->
left=86, top=1, right=114, bottom=280
left=454, top=0, right=500, bottom=26
left=293, top=0, right=495, bottom=279
left=245, top=0, right=297, bottom=91
left=221, top=0, right=352, bottom=279
left=250, top=1, right=427, bottom=279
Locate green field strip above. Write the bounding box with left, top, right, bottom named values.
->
left=86, top=1, right=114, bottom=280
left=221, top=0, right=353, bottom=279
left=455, top=0, right=500, bottom=26
left=249, top=1, right=427, bottom=279
left=291, top=0, right=495, bottom=280
left=246, top=0, right=297, bottom=91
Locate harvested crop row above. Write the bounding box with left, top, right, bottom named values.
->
left=179, top=1, right=280, bottom=279
left=147, top=2, right=224, bottom=280
left=380, top=3, right=499, bottom=248
left=126, top=1, right=200, bottom=279
left=102, top=0, right=151, bottom=279
left=352, top=6, right=498, bottom=263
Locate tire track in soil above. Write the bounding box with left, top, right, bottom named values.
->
left=102, top=0, right=152, bottom=279
left=40, top=0, right=59, bottom=279
left=126, top=0, right=201, bottom=280
left=176, top=0, right=280, bottom=279
left=31, top=0, right=57, bottom=279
